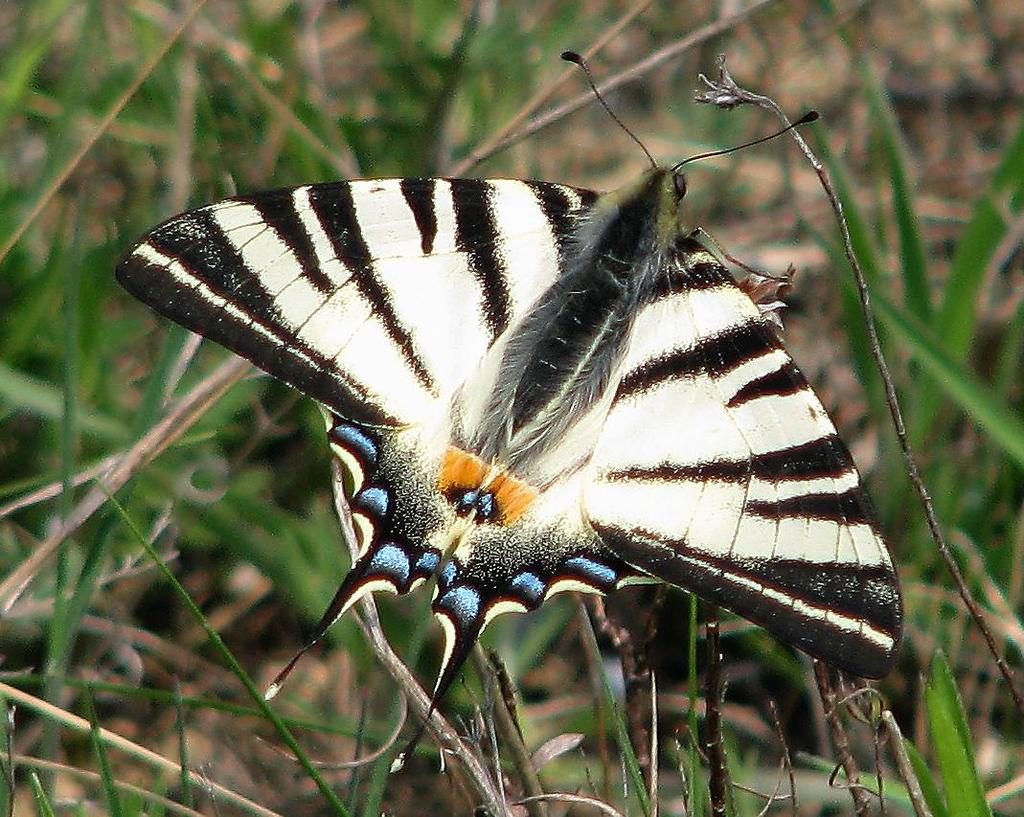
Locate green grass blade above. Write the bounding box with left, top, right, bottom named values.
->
left=855, top=283, right=1024, bottom=469
left=0, top=0, right=74, bottom=128
left=84, top=691, right=124, bottom=817
left=173, top=683, right=193, bottom=809
left=908, top=117, right=1024, bottom=446
left=938, top=116, right=1024, bottom=361
left=577, top=606, right=651, bottom=816
left=925, top=653, right=993, bottom=817
left=29, top=771, right=57, bottom=817
left=0, top=359, right=126, bottom=442
left=105, top=491, right=353, bottom=817
left=810, top=126, right=886, bottom=413
left=904, top=739, right=951, bottom=817
left=859, top=64, right=931, bottom=322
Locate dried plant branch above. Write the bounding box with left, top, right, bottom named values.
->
left=515, top=792, right=626, bottom=817
left=648, top=671, right=659, bottom=817
left=576, top=602, right=615, bottom=802
left=0, top=355, right=250, bottom=614
left=767, top=700, right=798, bottom=816
left=587, top=596, right=653, bottom=786
left=348, top=599, right=509, bottom=815
left=703, top=606, right=729, bottom=817
left=813, top=662, right=872, bottom=817
left=259, top=697, right=408, bottom=771
left=0, top=455, right=121, bottom=521
left=0, top=682, right=277, bottom=817
left=880, top=711, right=934, bottom=817
left=471, top=648, right=547, bottom=817
left=452, top=0, right=780, bottom=174
left=5, top=753, right=206, bottom=817
left=695, top=55, right=1024, bottom=716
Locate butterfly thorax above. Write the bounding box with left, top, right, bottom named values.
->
left=457, top=169, right=686, bottom=489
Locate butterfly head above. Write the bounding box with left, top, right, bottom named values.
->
left=595, top=166, right=692, bottom=255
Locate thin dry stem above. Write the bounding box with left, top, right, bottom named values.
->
left=880, top=711, right=934, bottom=817
left=587, top=596, right=653, bottom=787
left=472, top=648, right=547, bottom=817
left=704, top=607, right=729, bottom=817
left=696, top=54, right=1024, bottom=716
left=0, top=355, right=250, bottom=614
left=451, top=0, right=779, bottom=174
left=813, top=662, right=872, bottom=817
left=768, top=699, right=798, bottom=816
left=7, top=753, right=207, bottom=817
left=0, top=682, right=278, bottom=817
left=515, top=792, right=626, bottom=817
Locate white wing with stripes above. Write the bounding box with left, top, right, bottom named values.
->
left=118, top=178, right=595, bottom=427
left=584, top=239, right=901, bottom=677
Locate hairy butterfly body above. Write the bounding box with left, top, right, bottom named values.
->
left=118, top=167, right=902, bottom=698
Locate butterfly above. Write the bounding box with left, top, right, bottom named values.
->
left=117, top=166, right=902, bottom=701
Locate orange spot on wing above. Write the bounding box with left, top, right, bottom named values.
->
left=438, top=447, right=539, bottom=526
left=488, top=473, right=538, bottom=525
left=439, top=448, right=489, bottom=490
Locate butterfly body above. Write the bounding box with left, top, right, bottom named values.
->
left=118, top=167, right=902, bottom=695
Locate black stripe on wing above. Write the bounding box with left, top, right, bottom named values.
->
left=307, top=184, right=437, bottom=395
left=526, top=181, right=598, bottom=264
left=617, top=321, right=768, bottom=399
left=646, top=260, right=732, bottom=302
left=743, top=487, right=874, bottom=524
left=726, top=360, right=804, bottom=407
left=604, top=434, right=857, bottom=485
left=593, top=521, right=901, bottom=678
left=399, top=179, right=439, bottom=255
left=246, top=191, right=336, bottom=293
left=116, top=208, right=396, bottom=426
left=450, top=179, right=512, bottom=342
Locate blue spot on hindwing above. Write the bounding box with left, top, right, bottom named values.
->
left=354, top=486, right=389, bottom=518
left=368, top=543, right=410, bottom=586
left=415, top=549, right=440, bottom=575
left=436, top=585, right=481, bottom=627
left=565, top=556, right=618, bottom=589
left=510, top=571, right=546, bottom=604
left=331, top=422, right=378, bottom=469
left=475, top=492, right=496, bottom=520
left=438, top=559, right=457, bottom=591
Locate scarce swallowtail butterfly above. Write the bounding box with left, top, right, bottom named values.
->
left=117, top=155, right=902, bottom=701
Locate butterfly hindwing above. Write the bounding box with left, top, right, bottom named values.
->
left=584, top=236, right=901, bottom=677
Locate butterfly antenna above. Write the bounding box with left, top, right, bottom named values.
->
left=672, top=110, right=819, bottom=170
left=561, top=50, right=657, bottom=168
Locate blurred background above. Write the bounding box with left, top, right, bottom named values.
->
left=1, top=1, right=1022, bottom=814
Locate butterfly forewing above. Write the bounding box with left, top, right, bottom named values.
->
left=117, top=178, right=595, bottom=427
left=584, top=237, right=901, bottom=677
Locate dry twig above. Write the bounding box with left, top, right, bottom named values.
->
left=695, top=54, right=1024, bottom=716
